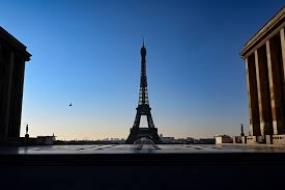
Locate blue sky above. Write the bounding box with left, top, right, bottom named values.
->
left=1, top=0, right=284, bottom=140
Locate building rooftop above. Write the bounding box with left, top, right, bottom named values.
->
left=0, top=26, right=31, bottom=61
left=240, top=6, right=285, bottom=58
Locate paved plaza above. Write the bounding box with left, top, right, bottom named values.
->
left=1, top=144, right=285, bottom=154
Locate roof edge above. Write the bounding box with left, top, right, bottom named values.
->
left=240, top=6, right=285, bottom=58
left=0, top=26, right=31, bottom=61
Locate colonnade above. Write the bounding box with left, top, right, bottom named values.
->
left=0, top=27, right=30, bottom=141
left=245, top=28, right=285, bottom=136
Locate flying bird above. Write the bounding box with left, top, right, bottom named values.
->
left=69, top=103, right=72, bottom=107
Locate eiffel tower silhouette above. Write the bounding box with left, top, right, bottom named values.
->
left=126, top=41, right=162, bottom=144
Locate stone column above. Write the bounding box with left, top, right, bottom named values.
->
left=255, top=50, right=264, bottom=135
left=0, top=43, right=4, bottom=140
left=280, top=28, right=285, bottom=82
left=245, top=54, right=260, bottom=136
left=266, top=40, right=278, bottom=134
left=13, top=57, right=26, bottom=137
left=266, top=37, right=285, bottom=134
left=245, top=58, right=253, bottom=136
left=3, top=50, right=15, bottom=140
left=280, top=28, right=285, bottom=134
left=255, top=46, right=273, bottom=136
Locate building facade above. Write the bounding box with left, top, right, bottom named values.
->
left=0, top=27, right=31, bottom=142
left=215, top=135, right=233, bottom=144
left=240, top=7, right=285, bottom=140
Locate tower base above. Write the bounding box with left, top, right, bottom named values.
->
left=126, top=128, right=162, bottom=144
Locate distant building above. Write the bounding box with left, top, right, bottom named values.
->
left=161, top=137, right=175, bottom=143
left=232, top=136, right=243, bottom=144
left=173, top=137, right=196, bottom=144
left=215, top=135, right=233, bottom=144
left=186, top=137, right=195, bottom=143
left=0, top=27, right=31, bottom=142
left=198, top=138, right=215, bottom=144
left=175, top=138, right=186, bottom=144
left=35, top=135, right=56, bottom=145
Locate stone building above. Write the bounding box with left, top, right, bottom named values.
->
left=0, top=27, right=31, bottom=142
left=215, top=135, right=233, bottom=144
left=240, top=7, right=285, bottom=144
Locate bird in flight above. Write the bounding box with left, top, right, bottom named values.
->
left=69, top=103, right=72, bottom=107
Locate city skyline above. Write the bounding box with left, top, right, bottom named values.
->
left=1, top=0, right=284, bottom=140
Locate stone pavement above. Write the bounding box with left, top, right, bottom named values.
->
left=1, top=144, right=285, bottom=154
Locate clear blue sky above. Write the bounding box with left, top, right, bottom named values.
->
left=1, top=0, right=284, bottom=140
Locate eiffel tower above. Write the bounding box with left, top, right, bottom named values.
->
left=126, top=42, right=162, bottom=144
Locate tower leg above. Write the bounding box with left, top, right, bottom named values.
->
left=133, top=111, right=141, bottom=129
left=146, top=114, right=155, bottom=128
